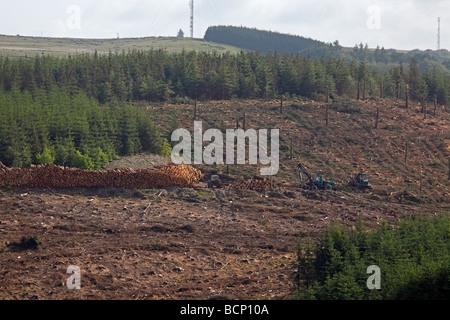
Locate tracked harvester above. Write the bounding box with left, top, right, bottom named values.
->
left=297, top=163, right=335, bottom=190
left=350, top=170, right=372, bottom=191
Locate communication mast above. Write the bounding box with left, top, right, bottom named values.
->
left=437, top=17, right=441, bottom=50
left=189, top=0, right=194, bottom=38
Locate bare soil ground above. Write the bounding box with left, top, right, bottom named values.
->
left=0, top=184, right=443, bottom=300
left=0, top=98, right=448, bottom=300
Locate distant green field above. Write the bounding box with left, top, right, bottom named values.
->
left=0, top=34, right=243, bottom=58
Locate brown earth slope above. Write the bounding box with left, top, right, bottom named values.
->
left=0, top=98, right=448, bottom=300
left=0, top=185, right=443, bottom=300
left=150, top=97, right=449, bottom=202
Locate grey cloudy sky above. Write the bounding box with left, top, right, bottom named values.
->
left=1, top=0, right=448, bottom=51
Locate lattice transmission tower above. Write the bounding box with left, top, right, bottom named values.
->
left=189, top=0, right=194, bottom=38
left=437, top=17, right=441, bottom=50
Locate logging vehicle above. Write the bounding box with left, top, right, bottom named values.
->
left=349, top=170, right=372, bottom=190
left=297, top=163, right=335, bottom=190
left=207, top=175, right=222, bottom=188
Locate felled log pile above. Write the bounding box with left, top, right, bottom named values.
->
left=0, top=161, right=282, bottom=192
left=158, top=164, right=204, bottom=186
left=0, top=162, right=203, bottom=189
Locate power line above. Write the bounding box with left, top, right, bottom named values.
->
left=146, top=0, right=176, bottom=37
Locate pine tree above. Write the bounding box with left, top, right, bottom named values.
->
left=98, top=81, right=113, bottom=104
left=409, top=58, right=421, bottom=101
left=357, top=59, right=367, bottom=100
left=137, top=112, right=162, bottom=154
left=300, top=57, right=316, bottom=98
left=89, top=147, right=108, bottom=170
left=216, top=55, right=237, bottom=99
left=120, top=107, right=141, bottom=155
left=237, top=51, right=258, bottom=98
left=9, top=121, right=32, bottom=168
left=278, top=55, right=297, bottom=96
left=253, top=53, right=272, bottom=99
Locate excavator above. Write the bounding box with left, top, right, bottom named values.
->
left=297, top=163, right=335, bottom=190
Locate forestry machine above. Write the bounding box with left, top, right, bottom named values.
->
left=207, top=174, right=222, bottom=188
left=297, top=163, right=335, bottom=190
left=349, top=170, right=372, bottom=190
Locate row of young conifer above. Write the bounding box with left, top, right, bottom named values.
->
left=0, top=49, right=448, bottom=168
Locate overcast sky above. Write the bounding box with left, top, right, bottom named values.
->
left=1, top=0, right=448, bottom=51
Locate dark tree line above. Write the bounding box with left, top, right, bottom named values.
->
left=204, top=26, right=450, bottom=75
left=0, top=49, right=449, bottom=168
left=204, top=25, right=325, bottom=55
left=1, top=49, right=448, bottom=104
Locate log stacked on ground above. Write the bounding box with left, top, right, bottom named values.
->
left=0, top=162, right=203, bottom=189
left=0, top=161, right=281, bottom=191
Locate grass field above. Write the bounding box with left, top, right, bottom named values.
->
left=0, top=34, right=243, bottom=58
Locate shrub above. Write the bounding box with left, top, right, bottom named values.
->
left=71, top=150, right=94, bottom=170
left=293, top=214, right=450, bottom=300
left=89, top=147, right=109, bottom=170
left=36, top=146, right=56, bottom=165
left=160, top=139, right=172, bottom=158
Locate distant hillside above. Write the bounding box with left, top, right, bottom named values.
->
left=0, top=34, right=242, bottom=58
left=204, top=25, right=450, bottom=76
left=204, top=25, right=325, bottom=54
left=149, top=98, right=450, bottom=204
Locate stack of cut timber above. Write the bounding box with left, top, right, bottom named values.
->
left=159, top=164, right=204, bottom=186
left=0, top=163, right=203, bottom=189
left=0, top=164, right=29, bottom=186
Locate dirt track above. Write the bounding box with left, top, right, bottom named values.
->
left=0, top=184, right=438, bottom=300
